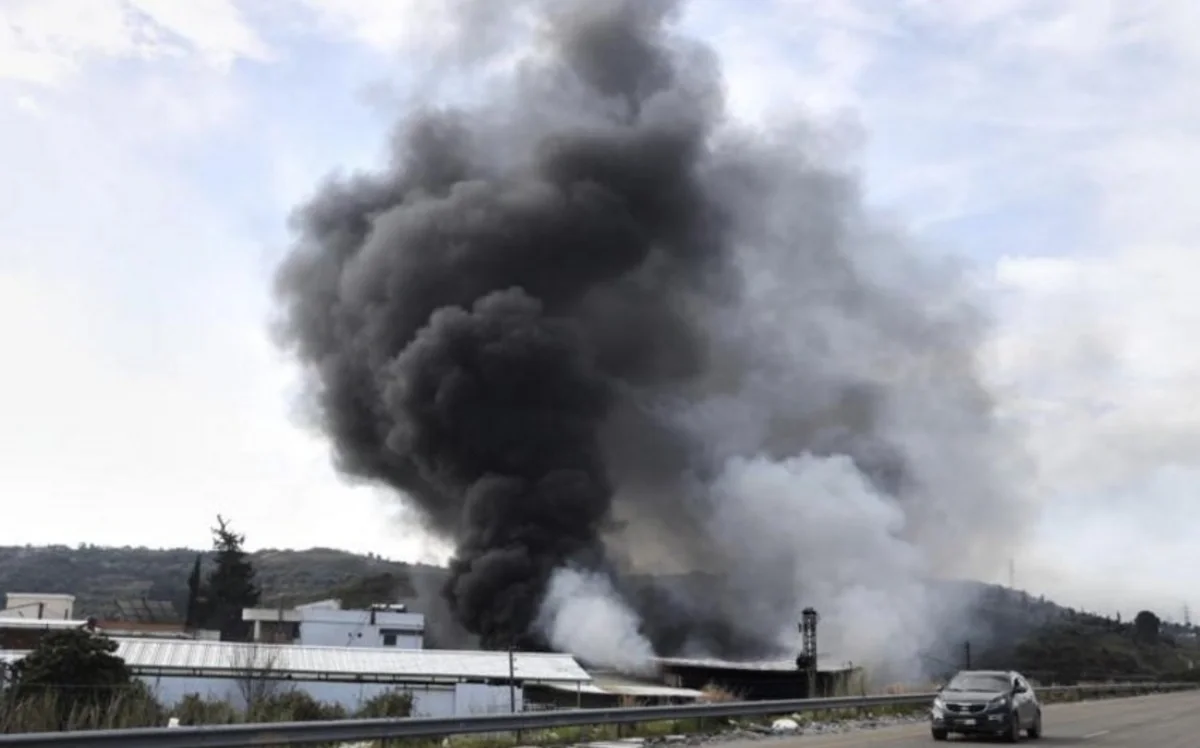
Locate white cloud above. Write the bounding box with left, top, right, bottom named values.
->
left=0, top=0, right=1197, bottom=621
left=0, top=0, right=269, bottom=87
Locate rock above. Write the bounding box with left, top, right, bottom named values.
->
left=770, top=718, right=799, bottom=733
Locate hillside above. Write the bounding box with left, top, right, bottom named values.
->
left=1, top=545, right=1195, bottom=683
left=0, top=544, right=445, bottom=619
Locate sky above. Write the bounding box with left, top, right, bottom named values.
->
left=0, top=0, right=1197, bottom=621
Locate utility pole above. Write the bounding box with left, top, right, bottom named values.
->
left=509, top=644, right=522, bottom=741
left=1008, top=558, right=1015, bottom=590
left=508, top=645, right=516, bottom=712
left=963, top=641, right=971, bottom=669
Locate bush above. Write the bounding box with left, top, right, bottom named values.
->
left=248, top=689, right=347, bottom=723
left=173, top=693, right=240, bottom=726
left=2, top=629, right=140, bottom=730
left=356, top=689, right=414, bottom=718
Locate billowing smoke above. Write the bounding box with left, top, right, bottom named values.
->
left=275, top=0, right=1029, bottom=677
left=537, top=567, right=657, bottom=674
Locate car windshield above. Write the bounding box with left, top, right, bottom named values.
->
left=945, top=673, right=1011, bottom=692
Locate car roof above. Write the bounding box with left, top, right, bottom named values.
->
left=954, top=669, right=1014, bottom=677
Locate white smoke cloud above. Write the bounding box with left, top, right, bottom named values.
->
left=637, top=119, right=1031, bottom=677
left=705, top=454, right=936, bottom=678
left=536, top=566, right=657, bottom=675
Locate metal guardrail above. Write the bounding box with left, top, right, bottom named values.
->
left=0, top=682, right=1194, bottom=747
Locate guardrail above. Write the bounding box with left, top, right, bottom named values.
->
left=0, top=682, right=1194, bottom=748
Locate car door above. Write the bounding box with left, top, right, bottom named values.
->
left=1014, top=675, right=1034, bottom=725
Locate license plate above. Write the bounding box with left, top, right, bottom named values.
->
left=963, top=718, right=978, bottom=725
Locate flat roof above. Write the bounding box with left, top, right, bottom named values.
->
left=109, top=639, right=592, bottom=684
left=0, top=618, right=89, bottom=629
left=655, top=655, right=857, bottom=673
left=4, top=593, right=76, bottom=600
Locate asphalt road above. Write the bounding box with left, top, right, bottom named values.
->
left=721, top=690, right=1200, bottom=748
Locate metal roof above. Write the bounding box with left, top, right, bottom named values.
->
left=542, top=673, right=702, bottom=699
left=110, top=639, right=592, bottom=684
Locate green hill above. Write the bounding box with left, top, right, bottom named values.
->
left=0, top=544, right=441, bottom=619
left=1, top=544, right=1195, bottom=683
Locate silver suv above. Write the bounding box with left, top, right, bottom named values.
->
left=930, top=669, right=1043, bottom=741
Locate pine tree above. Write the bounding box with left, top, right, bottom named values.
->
left=184, top=553, right=204, bottom=628
left=203, top=515, right=261, bottom=641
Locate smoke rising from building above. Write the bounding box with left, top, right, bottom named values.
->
left=274, top=0, right=1030, bottom=675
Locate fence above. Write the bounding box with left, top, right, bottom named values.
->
left=0, top=681, right=1195, bottom=747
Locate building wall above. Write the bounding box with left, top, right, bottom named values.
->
left=136, top=674, right=522, bottom=718
left=248, top=607, right=424, bottom=649
left=297, top=613, right=423, bottom=649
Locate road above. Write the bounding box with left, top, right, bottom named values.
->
left=720, top=690, right=1200, bottom=748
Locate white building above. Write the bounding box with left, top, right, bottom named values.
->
left=1, top=593, right=76, bottom=620
left=0, top=638, right=590, bottom=716
left=243, top=599, right=425, bottom=649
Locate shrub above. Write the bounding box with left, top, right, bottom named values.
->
left=356, top=689, right=414, bottom=718
left=173, top=693, right=240, bottom=725
left=248, top=689, right=347, bottom=722
left=3, top=629, right=139, bottom=729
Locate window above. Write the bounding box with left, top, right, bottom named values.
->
left=382, top=632, right=397, bottom=646
left=945, top=673, right=1011, bottom=692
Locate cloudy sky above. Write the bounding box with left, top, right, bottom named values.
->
left=0, top=0, right=1196, bottom=620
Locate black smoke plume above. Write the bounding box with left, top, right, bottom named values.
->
left=276, top=0, right=1027, bottom=666
left=276, top=0, right=731, bottom=649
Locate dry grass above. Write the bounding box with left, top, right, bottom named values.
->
left=0, top=686, right=414, bottom=736
left=697, top=683, right=742, bottom=703
left=0, top=689, right=164, bottom=733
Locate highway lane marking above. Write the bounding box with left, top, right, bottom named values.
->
left=1083, top=729, right=1111, bottom=738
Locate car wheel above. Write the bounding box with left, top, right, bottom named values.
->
left=1005, top=711, right=1021, bottom=742
left=1027, top=710, right=1042, bottom=739
left=931, top=727, right=948, bottom=741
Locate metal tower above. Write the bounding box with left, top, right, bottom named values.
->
left=796, top=607, right=819, bottom=696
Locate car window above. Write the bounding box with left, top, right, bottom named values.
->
left=945, top=673, right=1011, bottom=691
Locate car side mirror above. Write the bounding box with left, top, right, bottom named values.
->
left=1013, top=683, right=1026, bottom=694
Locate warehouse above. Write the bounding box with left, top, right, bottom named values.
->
left=124, top=639, right=591, bottom=715
left=2, top=638, right=593, bottom=717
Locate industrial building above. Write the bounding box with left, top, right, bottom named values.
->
left=243, top=598, right=424, bottom=649
left=0, top=617, right=91, bottom=650
left=0, top=592, right=76, bottom=620
left=654, top=656, right=862, bottom=700
left=0, top=637, right=592, bottom=716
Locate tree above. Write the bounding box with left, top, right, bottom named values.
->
left=184, top=553, right=204, bottom=628
left=232, top=642, right=282, bottom=712
left=202, top=515, right=261, bottom=641
left=1134, top=610, right=1161, bottom=644
left=6, top=628, right=134, bottom=725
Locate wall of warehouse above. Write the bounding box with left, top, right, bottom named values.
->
left=136, top=674, right=523, bottom=717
